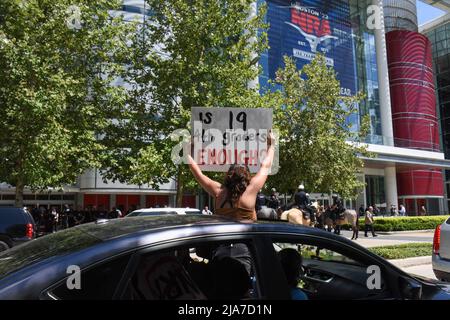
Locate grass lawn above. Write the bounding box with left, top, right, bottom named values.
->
left=368, top=243, right=432, bottom=260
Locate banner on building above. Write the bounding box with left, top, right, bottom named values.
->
left=267, top=0, right=357, bottom=96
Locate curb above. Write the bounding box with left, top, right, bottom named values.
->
left=388, top=256, right=431, bottom=268
left=376, top=229, right=435, bottom=235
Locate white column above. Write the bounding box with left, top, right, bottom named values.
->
left=110, top=194, right=116, bottom=210
left=140, top=194, right=146, bottom=209
left=372, top=0, right=394, bottom=146
left=373, top=1, right=399, bottom=209
left=247, top=1, right=259, bottom=90
left=384, top=166, right=398, bottom=209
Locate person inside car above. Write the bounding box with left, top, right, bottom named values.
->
left=278, top=248, right=308, bottom=300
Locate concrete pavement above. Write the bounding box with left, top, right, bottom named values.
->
left=401, top=264, right=437, bottom=280
left=337, top=229, right=437, bottom=280
left=339, top=230, right=433, bottom=248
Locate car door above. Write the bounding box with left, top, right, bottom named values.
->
left=113, top=234, right=290, bottom=300
left=41, top=252, right=134, bottom=300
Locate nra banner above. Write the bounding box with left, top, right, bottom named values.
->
left=190, top=107, right=277, bottom=174
left=267, top=0, right=357, bottom=96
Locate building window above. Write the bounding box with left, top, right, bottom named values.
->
left=1, top=194, right=15, bottom=200
left=365, top=175, right=385, bottom=212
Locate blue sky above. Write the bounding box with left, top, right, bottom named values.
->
left=417, top=0, right=446, bottom=25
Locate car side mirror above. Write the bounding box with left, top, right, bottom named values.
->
left=399, top=276, right=422, bottom=300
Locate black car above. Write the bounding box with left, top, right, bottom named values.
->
left=0, top=207, right=35, bottom=252
left=0, top=215, right=449, bottom=300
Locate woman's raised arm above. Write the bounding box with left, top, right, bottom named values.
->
left=247, top=131, right=275, bottom=193
left=187, top=155, right=222, bottom=197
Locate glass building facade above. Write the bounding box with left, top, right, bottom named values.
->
left=260, top=0, right=383, bottom=142
left=349, top=0, right=382, bottom=143
left=423, top=15, right=450, bottom=210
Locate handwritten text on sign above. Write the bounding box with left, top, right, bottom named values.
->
left=191, top=107, right=273, bottom=173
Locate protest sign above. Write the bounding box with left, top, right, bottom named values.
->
left=190, top=107, right=274, bottom=173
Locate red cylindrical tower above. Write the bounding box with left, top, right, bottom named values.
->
left=386, top=30, right=439, bottom=151
left=386, top=30, right=443, bottom=207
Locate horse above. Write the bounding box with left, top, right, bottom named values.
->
left=277, top=201, right=321, bottom=227
left=257, top=206, right=278, bottom=220
left=322, top=208, right=359, bottom=240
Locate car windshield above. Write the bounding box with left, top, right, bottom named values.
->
left=0, top=227, right=100, bottom=280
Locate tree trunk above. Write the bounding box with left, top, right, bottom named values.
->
left=15, top=179, right=24, bottom=208
left=176, top=166, right=184, bottom=207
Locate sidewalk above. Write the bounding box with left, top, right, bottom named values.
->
left=340, top=230, right=433, bottom=248
left=388, top=256, right=431, bottom=268
left=377, top=229, right=435, bottom=235
left=388, top=256, right=436, bottom=280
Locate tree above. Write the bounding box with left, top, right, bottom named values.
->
left=267, top=55, right=372, bottom=199
left=101, top=0, right=273, bottom=206
left=0, top=0, right=135, bottom=206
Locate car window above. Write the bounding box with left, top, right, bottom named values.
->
left=126, top=211, right=141, bottom=217
left=49, top=254, right=131, bottom=300
left=0, top=208, right=27, bottom=224
left=274, top=243, right=361, bottom=266
left=0, top=229, right=101, bottom=280
left=122, top=241, right=258, bottom=300
left=272, top=239, right=389, bottom=300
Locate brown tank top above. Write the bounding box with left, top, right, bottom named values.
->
left=215, top=197, right=257, bottom=222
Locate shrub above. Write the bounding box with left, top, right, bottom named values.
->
left=342, top=216, right=447, bottom=232
left=368, top=243, right=432, bottom=260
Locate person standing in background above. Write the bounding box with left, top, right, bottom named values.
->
left=364, top=206, right=377, bottom=237
left=50, top=207, right=59, bottom=232
left=372, top=204, right=380, bottom=216
left=202, top=205, right=213, bottom=215
left=359, top=204, right=365, bottom=217
left=399, top=204, right=406, bottom=216
left=390, top=205, right=398, bottom=216
left=420, top=206, right=427, bottom=216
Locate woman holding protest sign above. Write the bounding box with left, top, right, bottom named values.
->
left=187, top=131, right=275, bottom=222
left=187, top=131, right=275, bottom=294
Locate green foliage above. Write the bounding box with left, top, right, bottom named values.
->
left=0, top=0, right=136, bottom=205
left=368, top=243, right=432, bottom=260
left=266, top=55, right=372, bottom=199
left=101, top=0, right=274, bottom=200
left=343, top=216, right=447, bottom=231
left=369, top=216, right=446, bottom=232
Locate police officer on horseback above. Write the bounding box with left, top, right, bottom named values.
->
left=268, top=188, right=281, bottom=210
left=293, top=185, right=315, bottom=222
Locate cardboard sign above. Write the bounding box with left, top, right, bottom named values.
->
left=191, top=107, right=273, bottom=173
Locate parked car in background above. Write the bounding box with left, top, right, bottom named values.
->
left=125, top=207, right=202, bottom=217
left=0, top=207, right=35, bottom=252
left=1, top=215, right=450, bottom=300
left=433, top=216, right=450, bottom=282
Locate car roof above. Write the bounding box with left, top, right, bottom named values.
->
left=78, top=215, right=245, bottom=240
left=131, top=208, right=200, bottom=213
left=70, top=215, right=322, bottom=242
